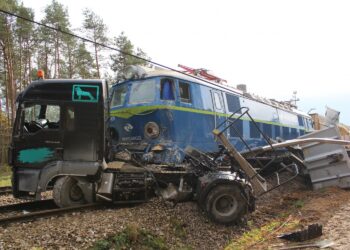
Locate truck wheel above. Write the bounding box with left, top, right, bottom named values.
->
left=205, top=184, right=247, bottom=225
left=53, top=176, right=86, bottom=207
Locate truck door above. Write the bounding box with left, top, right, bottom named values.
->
left=62, top=103, right=101, bottom=161
left=12, top=103, right=63, bottom=168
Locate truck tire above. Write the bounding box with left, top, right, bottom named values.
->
left=205, top=184, right=247, bottom=225
left=53, top=176, right=87, bottom=207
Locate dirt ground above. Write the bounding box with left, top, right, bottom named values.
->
left=256, top=185, right=350, bottom=250
left=0, top=177, right=350, bottom=250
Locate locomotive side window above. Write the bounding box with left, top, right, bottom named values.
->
left=160, top=78, right=175, bottom=100
left=262, top=123, right=272, bottom=137
left=111, top=85, right=127, bottom=107
left=213, top=92, right=223, bottom=110
left=303, top=118, right=309, bottom=130
left=226, top=94, right=241, bottom=113
left=274, top=125, right=281, bottom=137
left=229, top=119, right=243, bottom=137
left=129, top=79, right=156, bottom=104
left=297, top=115, right=304, bottom=127
left=307, top=118, right=314, bottom=129
left=250, top=121, right=261, bottom=138
left=179, top=82, right=191, bottom=103
left=282, top=127, right=290, bottom=139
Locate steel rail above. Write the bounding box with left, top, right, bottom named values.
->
left=0, top=186, right=12, bottom=196
left=0, top=199, right=56, bottom=212
left=0, top=202, right=102, bottom=225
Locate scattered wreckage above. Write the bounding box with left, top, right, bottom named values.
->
left=8, top=76, right=350, bottom=225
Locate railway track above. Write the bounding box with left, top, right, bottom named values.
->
left=0, top=199, right=102, bottom=226
left=0, top=186, right=12, bottom=196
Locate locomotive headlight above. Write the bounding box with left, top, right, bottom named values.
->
left=144, top=122, right=160, bottom=139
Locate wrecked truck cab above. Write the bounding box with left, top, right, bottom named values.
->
left=9, top=79, right=108, bottom=201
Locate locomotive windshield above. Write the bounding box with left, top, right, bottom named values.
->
left=110, top=84, right=127, bottom=107
left=129, top=79, right=156, bottom=104
left=110, top=79, right=158, bottom=108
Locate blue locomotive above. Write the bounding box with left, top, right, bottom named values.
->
left=108, top=66, right=313, bottom=163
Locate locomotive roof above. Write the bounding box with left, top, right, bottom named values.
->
left=123, top=69, right=311, bottom=118
left=146, top=69, right=244, bottom=95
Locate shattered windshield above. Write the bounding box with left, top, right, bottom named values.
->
left=129, top=79, right=156, bottom=104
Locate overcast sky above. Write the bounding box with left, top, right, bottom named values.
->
left=22, top=0, right=350, bottom=124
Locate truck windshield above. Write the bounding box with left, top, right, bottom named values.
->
left=129, top=79, right=156, bottom=104
left=22, top=104, right=60, bottom=133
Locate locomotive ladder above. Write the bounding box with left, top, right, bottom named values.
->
left=212, top=107, right=299, bottom=196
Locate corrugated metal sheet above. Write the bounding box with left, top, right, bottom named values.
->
left=300, top=127, right=350, bottom=189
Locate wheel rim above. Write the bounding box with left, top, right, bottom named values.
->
left=213, top=194, right=238, bottom=217
left=69, top=184, right=84, bottom=201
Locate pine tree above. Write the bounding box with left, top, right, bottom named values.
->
left=0, top=0, right=19, bottom=124
left=15, top=4, right=35, bottom=89
left=82, top=9, right=108, bottom=78
left=41, top=0, right=71, bottom=78
left=110, top=32, right=150, bottom=81
left=75, top=42, right=95, bottom=78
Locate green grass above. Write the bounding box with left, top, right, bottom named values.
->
left=0, top=165, right=11, bottom=187
left=293, top=199, right=305, bottom=209
left=170, top=217, right=187, bottom=239
left=225, top=218, right=300, bottom=250
left=91, top=224, right=168, bottom=250
left=0, top=175, right=11, bottom=187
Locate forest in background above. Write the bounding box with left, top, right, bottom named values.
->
left=0, top=0, right=150, bottom=125
left=0, top=0, right=150, bottom=165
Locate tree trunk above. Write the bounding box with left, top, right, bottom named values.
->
left=94, top=43, right=100, bottom=78
left=19, top=36, right=23, bottom=90
left=94, top=32, right=100, bottom=78
left=56, top=33, right=60, bottom=78
left=3, top=45, right=16, bottom=125
left=44, top=41, right=49, bottom=78
left=3, top=56, right=10, bottom=124
left=28, top=43, right=32, bottom=85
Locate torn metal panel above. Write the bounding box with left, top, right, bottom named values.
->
left=278, top=224, right=323, bottom=242
left=241, top=137, right=350, bottom=157
left=299, top=127, right=350, bottom=189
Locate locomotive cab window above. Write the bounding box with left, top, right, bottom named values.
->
left=22, top=104, right=60, bottom=133
left=111, top=84, right=127, bottom=107
left=160, top=78, right=175, bottom=100
left=179, top=82, right=191, bottom=103
left=129, top=79, right=156, bottom=104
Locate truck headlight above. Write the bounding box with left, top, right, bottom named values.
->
left=144, top=122, right=160, bottom=139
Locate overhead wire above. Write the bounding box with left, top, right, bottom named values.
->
left=0, top=8, right=220, bottom=86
